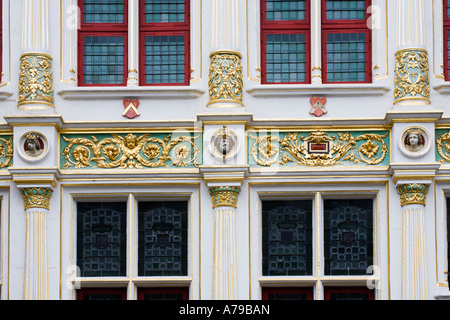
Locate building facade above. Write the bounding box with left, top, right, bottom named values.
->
left=0, top=0, right=449, bottom=300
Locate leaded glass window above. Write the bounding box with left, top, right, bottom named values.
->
left=325, top=0, right=366, bottom=20
left=77, top=288, right=127, bottom=300
left=83, top=36, right=125, bottom=84
left=265, top=33, right=307, bottom=83
left=325, top=32, right=367, bottom=82
left=325, top=287, right=374, bottom=300
left=83, top=0, right=125, bottom=23
left=77, top=202, right=127, bottom=277
left=138, top=201, right=188, bottom=276
left=262, top=200, right=313, bottom=276
left=143, top=0, right=186, bottom=23
left=262, top=287, right=313, bottom=300
left=323, top=199, right=373, bottom=276
left=138, top=288, right=189, bottom=300
left=143, top=35, right=186, bottom=84
left=265, top=0, right=307, bottom=21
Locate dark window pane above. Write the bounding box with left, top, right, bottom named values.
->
left=144, top=35, right=185, bottom=84
left=326, top=32, right=366, bottom=82
left=265, top=33, right=307, bottom=83
left=324, top=199, right=373, bottom=276
left=325, top=287, right=374, bottom=300
left=83, top=36, right=125, bottom=85
left=144, top=0, right=186, bottom=23
left=262, top=200, right=313, bottom=276
left=262, top=287, right=313, bottom=300
left=77, top=202, right=127, bottom=277
left=83, top=0, right=125, bottom=23
left=138, top=201, right=188, bottom=276
left=265, top=0, right=306, bottom=21
left=77, top=288, right=127, bottom=300
left=326, top=0, right=366, bottom=21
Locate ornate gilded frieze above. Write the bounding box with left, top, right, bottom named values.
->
left=18, top=53, right=54, bottom=107
left=394, top=48, right=430, bottom=104
left=436, top=129, right=450, bottom=163
left=248, top=130, right=389, bottom=168
left=21, top=187, right=53, bottom=210
left=209, top=186, right=241, bottom=208
left=396, top=184, right=429, bottom=206
left=60, top=132, right=202, bottom=170
left=0, top=135, right=13, bottom=169
left=208, top=51, right=243, bottom=106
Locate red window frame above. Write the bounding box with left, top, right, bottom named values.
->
left=261, top=287, right=314, bottom=300
left=260, top=0, right=311, bottom=84
left=444, top=0, right=450, bottom=81
left=77, top=0, right=129, bottom=87
left=138, top=0, right=190, bottom=86
left=321, top=0, right=372, bottom=84
left=138, top=287, right=189, bottom=300
left=324, top=286, right=375, bottom=300
left=76, top=288, right=128, bottom=300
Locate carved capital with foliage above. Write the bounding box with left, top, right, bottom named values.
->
left=396, top=183, right=429, bottom=206
left=209, top=186, right=241, bottom=208
left=20, top=187, right=53, bottom=210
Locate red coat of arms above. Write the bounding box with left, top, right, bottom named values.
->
left=309, top=97, right=327, bottom=117
left=123, top=99, right=140, bottom=119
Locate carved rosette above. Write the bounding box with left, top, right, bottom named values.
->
left=396, top=184, right=429, bottom=206
left=209, top=186, right=241, bottom=208
left=394, top=48, right=430, bottom=105
left=20, top=187, right=53, bottom=210
left=208, top=51, right=243, bottom=107
left=18, top=53, right=54, bottom=107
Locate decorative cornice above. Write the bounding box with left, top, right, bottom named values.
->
left=208, top=186, right=241, bottom=208
left=20, top=187, right=53, bottom=210
left=396, top=183, right=429, bottom=206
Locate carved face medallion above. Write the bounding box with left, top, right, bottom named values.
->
left=210, top=126, right=238, bottom=159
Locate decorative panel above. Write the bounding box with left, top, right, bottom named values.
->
left=0, top=135, right=13, bottom=170
left=435, top=129, right=450, bottom=164
left=77, top=202, right=127, bottom=277
left=60, top=132, right=201, bottom=170
left=248, top=130, right=389, bottom=168
left=138, top=201, right=188, bottom=276
left=323, top=199, right=373, bottom=276
left=262, top=200, right=313, bottom=276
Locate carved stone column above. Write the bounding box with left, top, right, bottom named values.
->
left=18, top=0, right=54, bottom=109
left=396, top=183, right=429, bottom=299
left=20, top=187, right=53, bottom=300
left=394, top=0, right=429, bottom=105
left=208, top=185, right=241, bottom=300
left=208, top=0, right=243, bottom=108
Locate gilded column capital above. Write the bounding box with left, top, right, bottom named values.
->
left=394, top=48, right=430, bottom=105
left=396, top=183, right=429, bottom=206
left=18, top=53, right=54, bottom=108
left=20, top=187, right=53, bottom=210
left=208, top=186, right=241, bottom=208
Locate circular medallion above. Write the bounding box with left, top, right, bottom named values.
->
left=399, top=127, right=430, bottom=158
left=18, top=131, right=49, bottom=162
left=209, top=127, right=239, bottom=159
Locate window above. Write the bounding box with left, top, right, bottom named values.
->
left=260, top=0, right=311, bottom=84
left=76, top=200, right=189, bottom=299
left=321, top=0, right=372, bottom=83
left=139, top=0, right=190, bottom=85
left=260, top=0, right=372, bottom=84
left=77, top=0, right=190, bottom=86
left=76, top=288, right=127, bottom=300
left=261, top=197, right=375, bottom=300
left=444, top=0, right=450, bottom=81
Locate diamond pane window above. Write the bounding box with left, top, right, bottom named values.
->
left=138, top=201, right=188, bottom=276
left=323, top=199, right=373, bottom=276
left=144, top=0, right=186, bottom=23
left=326, top=0, right=366, bottom=20
left=83, top=0, right=125, bottom=23
left=143, top=35, right=186, bottom=84
left=83, top=36, right=125, bottom=85
left=265, top=33, right=307, bottom=83
left=265, top=0, right=307, bottom=21
left=262, top=200, right=313, bottom=276
left=77, top=202, right=127, bottom=277
left=325, top=32, right=367, bottom=82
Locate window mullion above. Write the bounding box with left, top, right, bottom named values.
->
left=127, top=0, right=139, bottom=86
left=314, top=192, right=323, bottom=300
left=311, top=0, right=322, bottom=83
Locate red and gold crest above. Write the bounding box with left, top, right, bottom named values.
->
left=123, top=99, right=140, bottom=119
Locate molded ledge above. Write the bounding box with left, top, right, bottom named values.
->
left=57, top=86, right=205, bottom=100
left=246, top=84, right=390, bottom=97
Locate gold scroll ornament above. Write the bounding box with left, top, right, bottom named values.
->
left=62, top=133, right=200, bottom=169
left=249, top=131, right=389, bottom=167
